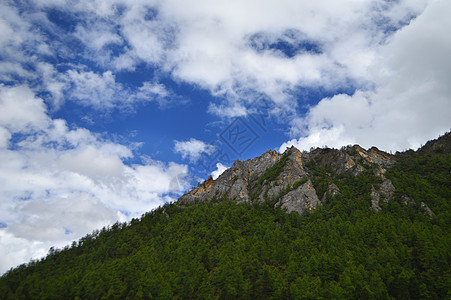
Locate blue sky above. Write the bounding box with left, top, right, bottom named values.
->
left=0, top=0, right=450, bottom=274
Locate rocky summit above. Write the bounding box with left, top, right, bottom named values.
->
left=179, top=139, right=436, bottom=215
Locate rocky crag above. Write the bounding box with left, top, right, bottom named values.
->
left=178, top=133, right=450, bottom=215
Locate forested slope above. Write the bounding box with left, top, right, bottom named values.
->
left=0, top=134, right=449, bottom=299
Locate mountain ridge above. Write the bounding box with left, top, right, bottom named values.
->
left=178, top=134, right=448, bottom=216
left=0, top=132, right=449, bottom=299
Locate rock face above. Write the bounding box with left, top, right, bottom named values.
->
left=371, top=179, right=395, bottom=211
left=177, top=136, right=439, bottom=216
left=276, top=179, right=319, bottom=214
left=178, top=149, right=284, bottom=204
left=178, top=148, right=320, bottom=214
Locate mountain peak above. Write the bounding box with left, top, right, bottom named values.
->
left=178, top=142, right=399, bottom=214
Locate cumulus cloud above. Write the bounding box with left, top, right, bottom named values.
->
left=211, top=163, right=229, bottom=180
left=174, top=138, right=216, bottom=162
left=0, top=127, right=11, bottom=148
left=0, top=84, right=189, bottom=274
left=208, top=102, right=248, bottom=118
left=133, top=81, right=182, bottom=108
left=76, top=25, right=121, bottom=52
left=0, top=231, right=48, bottom=275
left=1, top=0, right=428, bottom=113
left=0, top=1, right=179, bottom=111
left=34, top=65, right=178, bottom=111
left=280, top=0, right=451, bottom=152
left=66, top=69, right=120, bottom=108
left=0, top=84, right=49, bottom=132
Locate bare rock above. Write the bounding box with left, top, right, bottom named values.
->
left=276, top=180, right=320, bottom=214
left=371, top=179, right=395, bottom=211
left=371, top=186, right=382, bottom=211
left=321, top=183, right=340, bottom=202
left=380, top=179, right=395, bottom=199
left=178, top=147, right=320, bottom=214
left=420, top=202, right=435, bottom=217
left=178, top=142, right=403, bottom=217
left=401, top=195, right=414, bottom=205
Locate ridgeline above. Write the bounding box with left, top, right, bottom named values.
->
left=1, top=133, right=450, bottom=299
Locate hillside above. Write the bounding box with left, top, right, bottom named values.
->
left=0, top=133, right=450, bottom=299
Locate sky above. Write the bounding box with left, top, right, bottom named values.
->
left=0, top=0, right=450, bottom=274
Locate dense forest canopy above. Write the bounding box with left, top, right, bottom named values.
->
left=0, top=134, right=450, bottom=299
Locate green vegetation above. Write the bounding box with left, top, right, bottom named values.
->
left=0, top=145, right=450, bottom=299
left=258, top=151, right=291, bottom=184
left=296, top=176, right=308, bottom=186
left=385, top=149, right=451, bottom=227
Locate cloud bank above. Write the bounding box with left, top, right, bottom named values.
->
left=0, top=85, right=188, bottom=273
left=280, top=0, right=451, bottom=152
left=2, top=0, right=444, bottom=151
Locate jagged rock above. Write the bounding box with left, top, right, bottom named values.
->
left=276, top=180, right=320, bottom=214
left=353, top=164, right=366, bottom=176
left=321, top=183, right=340, bottom=202
left=176, top=139, right=416, bottom=216
left=367, top=147, right=396, bottom=168
left=398, top=195, right=435, bottom=217
left=401, top=195, right=414, bottom=205
left=371, top=186, right=382, bottom=211
left=178, top=149, right=283, bottom=204
left=398, top=196, right=435, bottom=217
left=260, top=148, right=310, bottom=204
left=380, top=179, right=395, bottom=199
left=301, top=144, right=395, bottom=177
left=420, top=202, right=435, bottom=217
left=371, top=179, right=395, bottom=211
left=178, top=148, right=316, bottom=214
left=303, top=148, right=357, bottom=175
left=420, top=131, right=451, bottom=154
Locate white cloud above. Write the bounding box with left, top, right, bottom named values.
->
left=63, top=69, right=178, bottom=110
left=0, top=17, right=13, bottom=45
left=0, top=230, right=48, bottom=275
left=156, top=0, right=428, bottom=105
left=0, top=127, right=11, bottom=148
left=280, top=0, right=451, bottom=152
left=211, top=163, right=229, bottom=180
left=119, top=14, right=166, bottom=66
left=208, top=102, right=248, bottom=118
left=0, top=84, right=189, bottom=274
left=0, top=62, right=35, bottom=82
left=174, top=138, right=216, bottom=162
left=74, top=21, right=122, bottom=52
left=36, top=62, right=67, bottom=108
left=133, top=81, right=176, bottom=108
left=58, top=146, right=126, bottom=181
left=7, top=192, right=118, bottom=241
left=66, top=69, right=119, bottom=109
left=2, top=0, right=442, bottom=130
left=0, top=84, right=49, bottom=132
left=0, top=2, right=49, bottom=82
left=0, top=0, right=425, bottom=113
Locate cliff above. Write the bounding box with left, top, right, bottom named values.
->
left=178, top=133, right=447, bottom=216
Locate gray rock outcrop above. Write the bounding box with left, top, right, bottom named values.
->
left=177, top=138, right=437, bottom=217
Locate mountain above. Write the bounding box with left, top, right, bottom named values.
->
left=0, top=133, right=450, bottom=299
left=178, top=144, right=397, bottom=214
left=178, top=137, right=442, bottom=217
